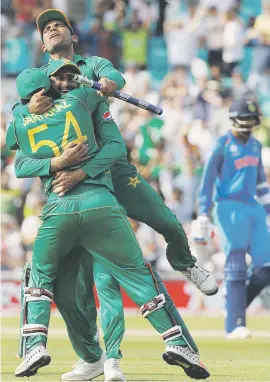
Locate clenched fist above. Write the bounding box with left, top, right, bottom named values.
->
left=98, top=78, right=117, bottom=97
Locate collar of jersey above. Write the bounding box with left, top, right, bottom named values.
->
left=48, top=55, right=86, bottom=65
left=229, top=130, right=252, bottom=146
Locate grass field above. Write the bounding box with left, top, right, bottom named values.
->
left=1, top=314, right=270, bottom=381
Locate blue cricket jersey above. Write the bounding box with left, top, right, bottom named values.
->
left=198, top=131, right=270, bottom=215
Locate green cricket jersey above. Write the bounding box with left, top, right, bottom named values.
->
left=8, top=87, right=126, bottom=196
left=9, top=55, right=137, bottom=180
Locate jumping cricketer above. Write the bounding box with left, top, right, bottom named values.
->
left=9, top=8, right=217, bottom=380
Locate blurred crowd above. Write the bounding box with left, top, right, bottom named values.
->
left=1, top=0, right=270, bottom=282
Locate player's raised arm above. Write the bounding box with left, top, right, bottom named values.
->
left=81, top=97, right=127, bottom=180
left=91, top=56, right=126, bottom=92
left=198, top=139, right=224, bottom=216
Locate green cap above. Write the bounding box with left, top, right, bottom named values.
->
left=47, top=59, right=81, bottom=76
left=36, top=8, right=74, bottom=36
left=16, top=68, right=51, bottom=100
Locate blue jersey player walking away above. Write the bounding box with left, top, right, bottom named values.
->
left=197, top=98, right=270, bottom=338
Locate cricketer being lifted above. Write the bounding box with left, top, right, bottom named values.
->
left=12, top=8, right=217, bottom=295
left=8, top=61, right=208, bottom=382
left=8, top=61, right=210, bottom=380
left=196, top=98, right=270, bottom=338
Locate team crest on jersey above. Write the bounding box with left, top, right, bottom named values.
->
left=127, top=176, right=141, bottom=188
left=230, top=144, right=238, bottom=154
left=103, top=111, right=113, bottom=120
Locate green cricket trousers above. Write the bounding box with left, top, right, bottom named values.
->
left=24, top=186, right=187, bottom=353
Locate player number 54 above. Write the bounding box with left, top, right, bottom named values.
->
left=28, top=111, right=87, bottom=156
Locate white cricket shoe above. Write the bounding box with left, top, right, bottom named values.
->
left=61, top=352, right=105, bottom=381
left=104, top=358, right=126, bottom=381
left=163, top=345, right=210, bottom=380
left=182, top=265, right=218, bottom=296
left=15, top=344, right=51, bottom=377
left=227, top=326, right=252, bottom=339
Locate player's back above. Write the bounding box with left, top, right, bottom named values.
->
left=14, top=88, right=114, bottom=195
left=14, top=88, right=100, bottom=160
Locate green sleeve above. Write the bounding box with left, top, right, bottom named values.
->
left=81, top=99, right=127, bottom=179
left=14, top=150, right=51, bottom=178
left=91, top=57, right=125, bottom=90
